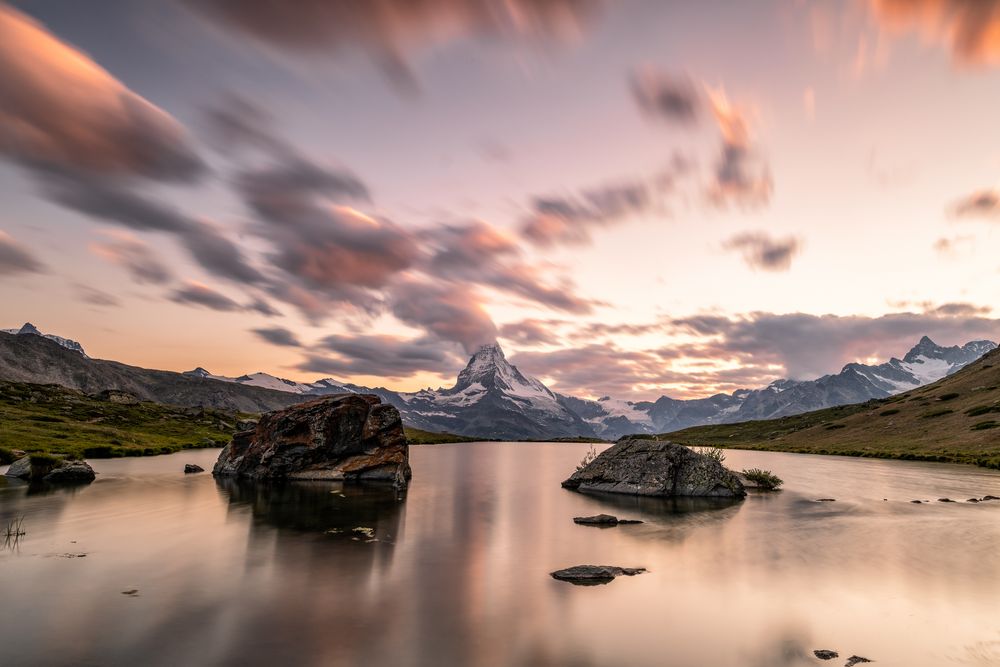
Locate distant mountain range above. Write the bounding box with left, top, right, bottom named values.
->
left=1, top=323, right=995, bottom=441
left=563, top=336, right=997, bottom=439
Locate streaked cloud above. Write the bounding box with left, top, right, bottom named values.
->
left=0, top=4, right=203, bottom=181
left=0, top=231, right=46, bottom=276
left=952, top=189, right=1000, bottom=219
left=170, top=281, right=244, bottom=312
left=183, top=0, right=603, bottom=91
left=723, top=232, right=802, bottom=271
left=301, top=333, right=465, bottom=378
left=252, top=326, right=302, bottom=348
left=630, top=68, right=700, bottom=124
left=89, top=230, right=173, bottom=285
left=870, top=0, right=1000, bottom=67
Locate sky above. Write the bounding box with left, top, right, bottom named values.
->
left=1, top=0, right=1000, bottom=401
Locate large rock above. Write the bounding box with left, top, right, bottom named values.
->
left=562, top=438, right=745, bottom=498
left=213, top=394, right=410, bottom=488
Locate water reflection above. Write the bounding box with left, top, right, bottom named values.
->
left=2, top=444, right=1000, bottom=666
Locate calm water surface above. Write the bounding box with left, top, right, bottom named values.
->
left=3, top=444, right=1000, bottom=667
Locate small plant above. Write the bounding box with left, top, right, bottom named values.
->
left=3, top=516, right=26, bottom=550
left=741, top=468, right=784, bottom=491
left=879, top=409, right=900, bottom=416
left=693, top=446, right=726, bottom=464
left=576, top=445, right=598, bottom=471
left=922, top=409, right=954, bottom=419
left=938, top=392, right=961, bottom=401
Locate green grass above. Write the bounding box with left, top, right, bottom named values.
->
left=666, top=348, right=1000, bottom=470
left=403, top=427, right=481, bottom=444
left=0, top=381, right=243, bottom=459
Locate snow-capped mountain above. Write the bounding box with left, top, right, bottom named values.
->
left=182, top=367, right=353, bottom=395
left=391, top=342, right=592, bottom=440
left=2, top=323, right=87, bottom=356
left=570, top=336, right=997, bottom=439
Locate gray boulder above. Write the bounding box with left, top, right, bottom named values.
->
left=4, top=455, right=31, bottom=479
left=562, top=438, right=745, bottom=498
left=184, top=464, right=205, bottom=474
left=43, top=460, right=96, bottom=483
left=213, top=394, right=410, bottom=488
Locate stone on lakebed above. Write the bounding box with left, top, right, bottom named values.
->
left=213, top=394, right=410, bottom=488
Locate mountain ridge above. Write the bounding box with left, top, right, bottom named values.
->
left=0, top=324, right=995, bottom=441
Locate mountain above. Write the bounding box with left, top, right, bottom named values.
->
left=0, top=332, right=304, bottom=413
left=561, top=336, right=997, bottom=439
left=183, top=367, right=353, bottom=395
left=670, top=346, right=1000, bottom=469
left=2, top=322, right=87, bottom=356
left=387, top=342, right=593, bottom=440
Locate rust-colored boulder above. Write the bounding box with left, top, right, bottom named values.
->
left=212, top=394, right=410, bottom=488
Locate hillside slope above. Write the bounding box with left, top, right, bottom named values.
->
left=0, top=332, right=305, bottom=413
left=669, top=347, right=1000, bottom=468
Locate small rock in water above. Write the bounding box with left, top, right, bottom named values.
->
left=550, top=565, right=646, bottom=586
left=982, top=495, right=1000, bottom=501
left=183, top=464, right=204, bottom=474
left=813, top=649, right=839, bottom=660
left=121, top=589, right=139, bottom=597
left=845, top=656, right=873, bottom=667
left=352, top=527, right=375, bottom=539
left=938, top=498, right=954, bottom=502
left=573, top=514, right=618, bottom=525
left=616, top=518, right=644, bottom=524
left=816, top=498, right=836, bottom=502
left=910, top=500, right=923, bottom=504
left=968, top=498, right=981, bottom=503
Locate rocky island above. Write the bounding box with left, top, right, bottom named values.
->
left=562, top=438, right=745, bottom=498
left=213, top=394, right=411, bottom=489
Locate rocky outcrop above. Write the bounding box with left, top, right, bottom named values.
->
left=562, top=438, right=745, bottom=498
left=4, top=455, right=95, bottom=483
left=213, top=394, right=410, bottom=488
left=184, top=464, right=204, bottom=474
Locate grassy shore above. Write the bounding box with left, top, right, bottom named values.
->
left=0, top=381, right=240, bottom=462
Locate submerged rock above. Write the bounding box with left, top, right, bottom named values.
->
left=813, top=649, right=839, bottom=660
left=562, top=439, right=745, bottom=498
left=184, top=464, right=205, bottom=474
left=550, top=565, right=646, bottom=585
left=572, top=514, right=643, bottom=526
left=845, top=656, right=873, bottom=667
left=213, top=394, right=410, bottom=488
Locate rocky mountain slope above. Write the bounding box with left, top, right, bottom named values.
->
left=670, top=346, right=1000, bottom=469
left=565, top=336, right=996, bottom=438
left=0, top=332, right=303, bottom=413
left=2, top=322, right=87, bottom=356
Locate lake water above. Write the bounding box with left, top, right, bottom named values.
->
left=3, top=443, right=1000, bottom=667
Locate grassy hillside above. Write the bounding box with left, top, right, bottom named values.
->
left=0, top=380, right=481, bottom=460
left=0, top=381, right=242, bottom=462
left=404, top=427, right=482, bottom=444
left=669, top=348, right=1000, bottom=469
